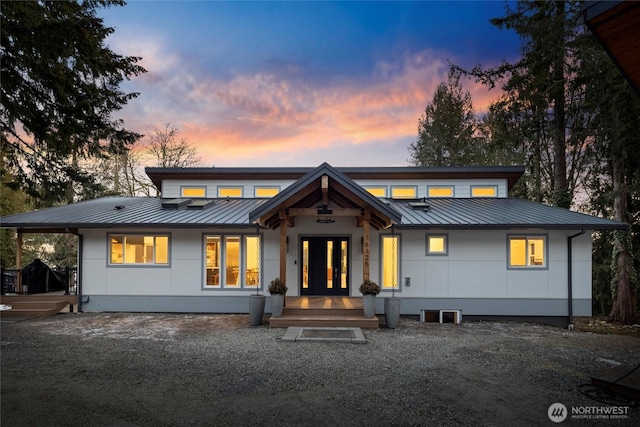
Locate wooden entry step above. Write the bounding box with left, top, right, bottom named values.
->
left=269, top=297, right=380, bottom=329
left=269, top=315, right=379, bottom=329
left=0, top=294, right=78, bottom=318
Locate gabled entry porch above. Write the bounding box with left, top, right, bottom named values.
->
left=268, top=296, right=380, bottom=329
left=249, top=163, right=401, bottom=297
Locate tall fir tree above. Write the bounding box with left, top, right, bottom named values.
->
left=1, top=0, right=145, bottom=207
left=410, top=73, right=484, bottom=166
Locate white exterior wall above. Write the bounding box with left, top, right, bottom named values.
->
left=397, top=229, right=592, bottom=317
left=161, top=180, right=296, bottom=199
left=398, top=229, right=591, bottom=299
left=83, top=227, right=267, bottom=297
left=161, top=178, right=508, bottom=199
left=79, top=226, right=591, bottom=318
left=355, top=178, right=508, bottom=198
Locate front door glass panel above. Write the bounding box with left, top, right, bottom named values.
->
left=301, top=237, right=349, bottom=296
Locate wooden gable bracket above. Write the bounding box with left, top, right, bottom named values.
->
left=321, top=174, right=329, bottom=206
left=283, top=208, right=295, bottom=227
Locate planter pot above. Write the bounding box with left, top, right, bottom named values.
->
left=249, top=294, right=266, bottom=326
left=362, top=294, right=377, bottom=318
left=384, top=297, right=402, bottom=329
left=270, top=293, right=285, bottom=318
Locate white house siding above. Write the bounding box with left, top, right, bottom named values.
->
left=397, top=229, right=592, bottom=317
left=161, top=180, right=296, bottom=199
left=78, top=226, right=591, bottom=318
left=161, top=178, right=508, bottom=200
left=355, top=178, right=508, bottom=198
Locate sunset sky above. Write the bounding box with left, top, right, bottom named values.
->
left=100, top=1, right=521, bottom=167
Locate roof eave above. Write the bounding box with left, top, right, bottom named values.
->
left=394, top=223, right=628, bottom=231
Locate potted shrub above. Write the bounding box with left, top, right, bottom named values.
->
left=359, top=279, right=380, bottom=318
left=268, top=278, right=288, bottom=318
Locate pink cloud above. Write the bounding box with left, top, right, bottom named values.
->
left=116, top=43, right=504, bottom=167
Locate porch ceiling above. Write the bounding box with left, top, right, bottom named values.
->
left=257, top=174, right=392, bottom=230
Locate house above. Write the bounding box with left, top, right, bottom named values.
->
left=0, top=162, right=626, bottom=325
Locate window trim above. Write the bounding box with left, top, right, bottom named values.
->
left=202, top=233, right=263, bottom=290
left=427, top=185, right=454, bottom=198
left=426, top=233, right=448, bottom=256
left=217, top=186, right=244, bottom=198
left=107, top=233, right=171, bottom=267
left=254, top=186, right=280, bottom=197
left=364, top=186, right=387, bottom=197
left=471, top=185, right=498, bottom=198
left=380, top=234, right=401, bottom=291
left=507, top=234, right=548, bottom=270
left=390, top=185, right=417, bottom=199
left=180, top=186, right=207, bottom=198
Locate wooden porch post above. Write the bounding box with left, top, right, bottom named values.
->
left=16, top=230, right=23, bottom=293
left=362, top=209, right=371, bottom=282
left=279, top=210, right=287, bottom=284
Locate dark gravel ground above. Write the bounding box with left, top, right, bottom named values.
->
left=1, top=313, right=639, bottom=426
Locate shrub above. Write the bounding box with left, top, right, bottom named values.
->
left=359, top=280, right=380, bottom=295
left=268, top=278, right=288, bottom=295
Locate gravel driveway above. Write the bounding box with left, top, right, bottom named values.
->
left=1, top=313, right=638, bottom=426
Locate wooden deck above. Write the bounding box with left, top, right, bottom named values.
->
left=591, top=364, right=640, bottom=400
left=269, top=296, right=380, bottom=329
left=0, top=293, right=78, bottom=318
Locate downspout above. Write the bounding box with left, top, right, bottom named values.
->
left=567, top=229, right=585, bottom=330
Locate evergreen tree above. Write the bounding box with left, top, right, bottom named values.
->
left=457, top=1, right=585, bottom=208
left=410, top=73, right=483, bottom=166
left=452, top=0, right=638, bottom=322
left=574, top=35, right=640, bottom=324
left=1, top=0, right=145, bottom=207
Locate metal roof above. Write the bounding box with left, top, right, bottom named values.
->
left=388, top=198, right=627, bottom=230
left=0, top=195, right=626, bottom=231
left=0, top=197, right=268, bottom=229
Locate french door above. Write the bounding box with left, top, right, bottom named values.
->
left=300, top=237, right=349, bottom=296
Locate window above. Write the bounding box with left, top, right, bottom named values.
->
left=381, top=235, right=399, bottom=289
left=509, top=235, right=546, bottom=268
left=205, top=237, right=221, bottom=286
left=245, top=236, right=261, bottom=286
left=391, top=186, right=417, bottom=199
left=364, top=186, right=387, bottom=197
left=426, top=234, right=448, bottom=255
left=218, top=186, right=243, bottom=198
left=181, top=186, right=206, bottom=198
left=225, top=237, right=240, bottom=287
left=471, top=186, right=497, bottom=197
left=255, top=186, right=279, bottom=197
left=428, top=186, right=454, bottom=197
left=109, top=234, right=169, bottom=265
left=204, top=234, right=261, bottom=288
